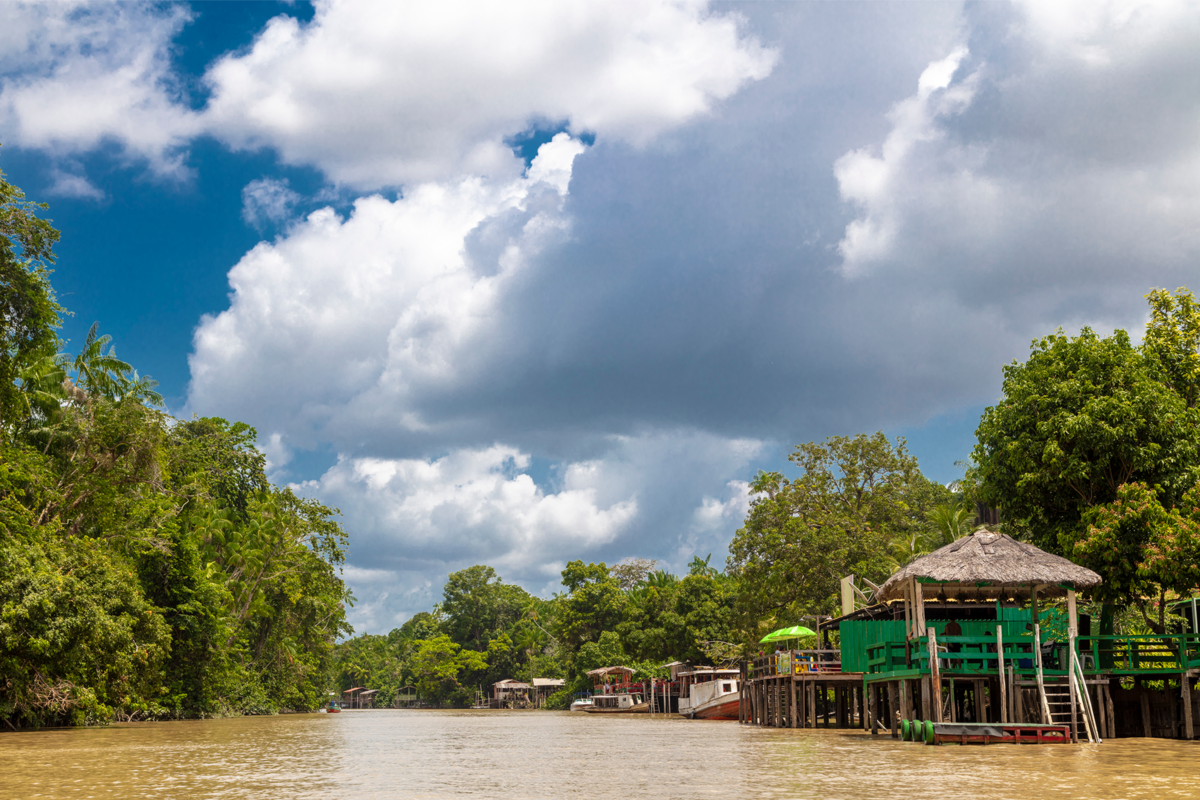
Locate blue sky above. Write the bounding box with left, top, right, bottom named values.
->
left=3, top=1, right=1198, bottom=633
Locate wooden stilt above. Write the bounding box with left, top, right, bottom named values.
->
left=997, top=626, right=1008, bottom=724
left=1106, top=683, right=1117, bottom=739
left=1141, top=690, right=1152, bottom=738
left=1183, top=674, right=1194, bottom=740
left=887, top=682, right=898, bottom=737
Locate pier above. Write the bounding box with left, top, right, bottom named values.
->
left=739, top=529, right=1200, bottom=742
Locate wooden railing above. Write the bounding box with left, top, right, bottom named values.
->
left=750, top=649, right=842, bottom=678
left=863, top=633, right=1200, bottom=677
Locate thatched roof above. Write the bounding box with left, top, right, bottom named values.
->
left=877, top=529, right=1101, bottom=602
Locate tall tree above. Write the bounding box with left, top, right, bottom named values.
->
left=728, top=433, right=947, bottom=620
left=0, top=163, right=63, bottom=426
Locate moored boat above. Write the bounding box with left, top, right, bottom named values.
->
left=582, top=666, right=650, bottom=714
left=583, top=692, right=649, bottom=714
left=677, top=668, right=740, bottom=720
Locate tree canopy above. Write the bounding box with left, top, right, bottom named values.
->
left=974, top=288, right=1200, bottom=631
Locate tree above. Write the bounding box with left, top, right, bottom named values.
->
left=973, top=289, right=1200, bottom=631
left=556, top=561, right=626, bottom=650
left=973, top=324, right=1200, bottom=551
left=609, top=557, right=659, bottom=591
left=0, top=163, right=63, bottom=426
left=728, top=433, right=947, bottom=620
left=440, top=565, right=529, bottom=653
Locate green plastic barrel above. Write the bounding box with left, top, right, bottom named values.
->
left=923, top=720, right=935, bottom=745
left=910, top=719, right=921, bottom=741
left=900, top=719, right=911, bottom=741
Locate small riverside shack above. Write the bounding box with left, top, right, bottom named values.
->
left=531, top=678, right=565, bottom=707
left=492, top=679, right=532, bottom=708
left=741, top=529, right=1200, bottom=741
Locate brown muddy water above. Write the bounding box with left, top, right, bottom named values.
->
left=2, top=710, right=1198, bottom=800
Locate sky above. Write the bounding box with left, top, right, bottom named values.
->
left=2, top=0, right=1198, bottom=634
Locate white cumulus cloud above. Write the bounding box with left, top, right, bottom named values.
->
left=189, top=133, right=588, bottom=449
left=200, top=0, right=777, bottom=187
left=0, top=2, right=201, bottom=177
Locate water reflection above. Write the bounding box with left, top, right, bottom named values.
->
left=2, top=711, right=1197, bottom=799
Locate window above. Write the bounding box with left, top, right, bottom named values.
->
left=722, top=683, right=732, bottom=692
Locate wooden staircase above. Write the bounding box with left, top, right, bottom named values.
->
left=1034, top=624, right=1101, bottom=743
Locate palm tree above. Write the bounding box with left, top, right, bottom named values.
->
left=70, top=322, right=131, bottom=400
left=16, top=346, right=69, bottom=419
left=924, top=499, right=976, bottom=551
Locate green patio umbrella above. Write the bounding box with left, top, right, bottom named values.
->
left=759, top=625, right=817, bottom=644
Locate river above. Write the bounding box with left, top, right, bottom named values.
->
left=3, top=710, right=1197, bottom=799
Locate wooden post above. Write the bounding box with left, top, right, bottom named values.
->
left=1183, top=674, right=1194, bottom=740
left=1141, top=690, right=1152, bottom=738
left=789, top=678, right=798, bottom=728
left=888, top=682, right=898, bottom=737
left=948, top=677, right=957, bottom=722
left=1068, top=631, right=1079, bottom=743
left=867, top=684, right=876, bottom=734
left=997, top=625, right=1008, bottom=724
left=920, top=673, right=930, bottom=720
left=1104, top=686, right=1113, bottom=743
left=914, top=578, right=927, bottom=639
left=928, top=627, right=943, bottom=722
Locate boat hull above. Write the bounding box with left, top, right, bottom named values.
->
left=692, top=695, right=740, bottom=720
left=583, top=704, right=650, bottom=714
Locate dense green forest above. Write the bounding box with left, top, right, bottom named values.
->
left=0, top=170, right=351, bottom=727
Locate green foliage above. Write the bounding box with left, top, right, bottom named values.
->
left=974, top=288, right=1200, bottom=631
left=974, top=325, right=1199, bottom=550
left=0, top=164, right=63, bottom=427
left=728, top=433, right=949, bottom=622
left=0, top=173, right=349, bottom=727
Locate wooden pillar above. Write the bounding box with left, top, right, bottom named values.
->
left=1183, top=674, right=1194, bottom=741
left=997, top=626, right=1008, bottom=724
left=899, top=678, right=909, bottom=722
left=920, top=674, right=930, bottom=720
left=1106, top=683, right=1117, bottom=739
left=948, top=678, right=957, bottom=723
left=1141, top=690, right=1152, bottom=738
left=789, top=678, right=798, bottom=728
left=887, top=682, right=898, bottom=737
left=928, top=628, right=943, bottom=722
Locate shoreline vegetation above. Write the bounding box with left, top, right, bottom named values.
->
left=5, top=168, right=1200, bottom=727
left=1, top=168, right=351, bottom=729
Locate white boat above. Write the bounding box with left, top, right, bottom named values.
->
left=569, top=696, right=594, bottom=712
left=677, top=668, right=740, bottom=720
left=583, top=692, right=649, bottom=714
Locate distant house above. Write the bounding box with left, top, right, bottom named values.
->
left=341, top=687, right=379, bottom=709
left=493, top=679, right=532, bottom=708
left=531, top=677, right=565, bottom=707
